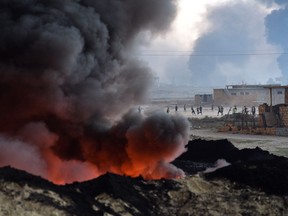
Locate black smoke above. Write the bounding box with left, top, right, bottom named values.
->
left=0, top=0, right=177, bottom=128
left=0, top=0, right=190, bottom=183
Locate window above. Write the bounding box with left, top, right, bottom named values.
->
left=231, top=92, right=237, bottom=96
left=245, top=92, right=249, bottom=95
left=277, top=91, right=283, bottom=95
left=240, top=92, right=244, bottom=95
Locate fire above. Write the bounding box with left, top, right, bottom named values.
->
left=42, top=149, right=102, bottom=184
left=0, top=112, right=190, bottom=184
left=54, top=113, right=189, bottom=184
left=0, top=0, right=183, bottom=184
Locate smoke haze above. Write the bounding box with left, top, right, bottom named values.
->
left=265, top=0, right=288, bottom=79
left=133, top=0, right=288, bottom=87
left=0, top=0, right=191, bottom=183
left=188, top=1, right=281, bottom=87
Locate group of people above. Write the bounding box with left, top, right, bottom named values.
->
left=217, top=106, right=224, bottom=116
left=231, top=105, right=256, bottom=116
left=241, top=105, right=256, bottom=115
left=191, top=106, right=203, bottom=115
left=166, top=104, right=180, bottom=113
left=163, top=104, right=257, bottom=116
left=166, top=104, right=203, bottom=115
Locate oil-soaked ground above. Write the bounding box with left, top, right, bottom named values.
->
left=1, top=103, right=287, bottom=215
left=1, top=138, right=288, bottom=215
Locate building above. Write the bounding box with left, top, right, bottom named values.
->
left=213, top=84, right=288, bottom=107
left=194, top=94, right=213, bottom=106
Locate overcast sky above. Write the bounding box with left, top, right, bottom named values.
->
left=136, top=0, right=287, bottom=87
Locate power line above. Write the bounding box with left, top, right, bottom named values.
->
left=139, top=49, right=288, bottom=52
left=137, top=49, right=288, bottom=57
left=138, top=52, right=288, bottom=57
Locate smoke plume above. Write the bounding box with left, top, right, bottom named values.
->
left=0, top=0, right=190, bottom=183
left=188, top=1, right=281, bottom=86
left=265, top=0, right=288, bottom=79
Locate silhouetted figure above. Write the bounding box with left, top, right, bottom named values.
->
left=138, top=106, right=141, bottom=113
left=191, top=106, right=196, bottom=115
left=243, top=106, right=248, bottom=114
left=184, top=104, right=187, bottom=112
left=199, top=106, right=202, bottom=115
left=217, top=106, right=221, bottom=116
left=220, top=106, right=224, bottom=115
left=228, top=107, right=232, bottom=114
left=167, top=106, right=170, bottom=113
left=211, top=104, right=214, bottom=111
left=232, top=105, right=237, bottom=114
left=196, top=107, right=199, bottom=115
left=251, top=106, right=256, bottom=116
left=175, top=104, right=178, bottom=112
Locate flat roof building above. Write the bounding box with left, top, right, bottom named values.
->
left=194, top=94, right=213, bottom=106
left=213, top=84, right=288, bottom=106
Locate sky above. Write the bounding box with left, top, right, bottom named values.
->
left=0, top=0, right=190, bottom=183
left=137, top=0, right=288, bottom=87
left=0, top=0, right=287, bottom=183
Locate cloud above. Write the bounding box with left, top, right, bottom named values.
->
left=265, top=1, right=288, bottom=78
left=188, top=1, right=281, bottom=86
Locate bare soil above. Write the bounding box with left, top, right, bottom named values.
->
left=142, top=102, right=288, bottom=157
left=190, top=127, right=288, bottom=158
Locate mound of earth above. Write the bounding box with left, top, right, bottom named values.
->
left=1, top=139, right=288, bottom=215
left=175, top=138, right=288, bottom=196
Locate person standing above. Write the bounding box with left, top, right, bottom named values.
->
left=217, top=106, right=221, bottom=116
left=243, top=106, right=248, bottom=114
left=191, top=106, right=196, bottom=115
left=232, top=105, right=237, bottom=114
left=251, top=106, right=256, bottom=116
left=221, top=106, right=224, bottom=115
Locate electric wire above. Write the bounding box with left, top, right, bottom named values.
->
left=137, top=49, right=288, bottom=57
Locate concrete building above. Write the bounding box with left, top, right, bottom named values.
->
left=194, top=94, right=213, bottom=106
left=213, top=84, right=288, bottom=107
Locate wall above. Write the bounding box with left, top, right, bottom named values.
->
left=286, top=88, right=288, bottom=104
left=194, top=94, right=213, bottom=106
left=214, top=88, right=258, bottom=106
left=272, top=88, right=285, bottom=105
left=258, top=104, right=288, bottom=128
left=214, top=86, right=287, bottom=107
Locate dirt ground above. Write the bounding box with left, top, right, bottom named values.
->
left=191, top=129, right=288, bottom=158
left=141, top=102, right=288, bottom=158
